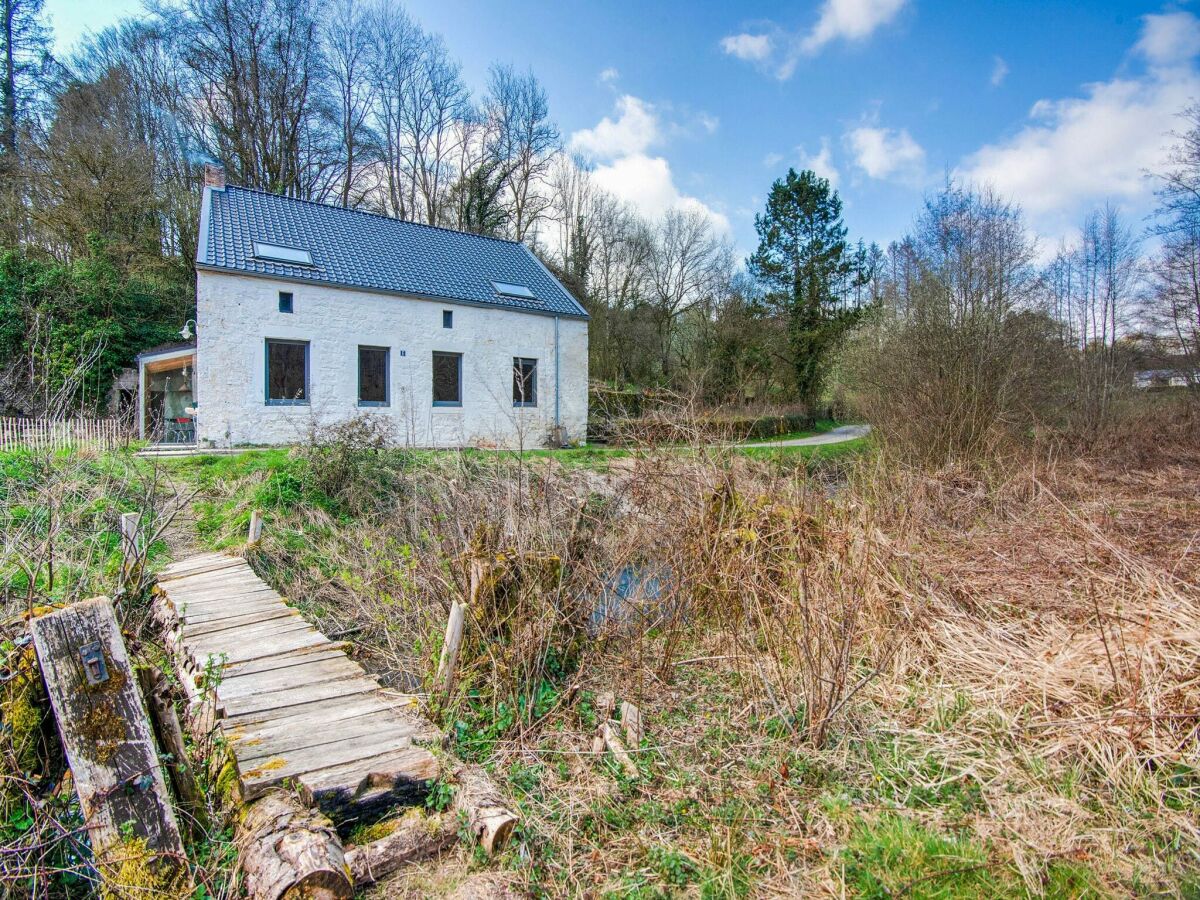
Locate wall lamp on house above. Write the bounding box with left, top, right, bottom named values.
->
left=180, top=319, right=197, bottom=341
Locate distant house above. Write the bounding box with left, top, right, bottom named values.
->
left=138, top=165, right=588, bottom=448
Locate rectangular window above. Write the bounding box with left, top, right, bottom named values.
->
left=442, top=310, right=453, bottom=329
left=513, top=357, right=537, bottom=407
left=265, top=339, right=308, bottom=404
left=432, top=351, right=462, bottom=406
left=278, top=291, right=293, bottom=313
left=358, top=346, right=389, bottom=406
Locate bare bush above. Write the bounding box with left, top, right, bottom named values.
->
left=839, top=184, right=1062, bottom=465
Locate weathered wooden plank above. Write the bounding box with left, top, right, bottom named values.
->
left=222, top=646, right=352, bottom=679
left=220, top=675, right=382, bottom=718
left=242, top=734, right=437, bottom=801
left=30, top=598, right=191, bottom=896
left=159, top=556, right=243, bottom=580
left=230, top=710, right=435, bottom=764
left=160, top=550, right=230, bottom=571
left=182, top=608, right=299, bottom=638
left=238, top=716, right=420, bottom=765
left=187, top=630, right=330, bottom=668
left=174, top=595, right=285, bottom=619
left=220, top=693, right=420, bottom=735
left=297, top=746, right=439, bottom=820
left=165, top=575, right=271, bottom=597
left=217, top=656, right=366, bottom=699
left=188, top=619, right=316, bottom=651
left=163, top=565, right=264, bottom=585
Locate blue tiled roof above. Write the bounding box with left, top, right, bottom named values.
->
left=198, top=186, right=588, bottom=319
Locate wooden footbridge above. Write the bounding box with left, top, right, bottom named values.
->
left=154, top=552, right=441, bottom=821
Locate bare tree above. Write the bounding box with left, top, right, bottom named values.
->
left=484, top=64, right=558, bottom=240
left=182, top=0, right=328, bottom=197
left=1147, top=223, right=1200, bottom=384
left=1043, top=205, right=1139, bottom=434
left=404, top=33, right=468, bottom=225
left=646, top=208, right=733, bottom=379
left=364, top=0, right=423, bottom=220
left=324, top=0, right=376, bottom=209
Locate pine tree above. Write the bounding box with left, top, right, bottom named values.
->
left=748, top=168, right=865, bottom=407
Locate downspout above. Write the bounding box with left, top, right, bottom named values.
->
left=554, top=315, right=561, bottom=441
left=137, top=358, right=145, bottom=440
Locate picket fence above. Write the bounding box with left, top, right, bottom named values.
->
left=0, top=417, right=126, bottom=452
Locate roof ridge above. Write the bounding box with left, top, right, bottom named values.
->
left=222, top=185, right=524, bottom=247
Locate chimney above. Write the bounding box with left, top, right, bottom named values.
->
left=203, top=163, right=226, bottom=190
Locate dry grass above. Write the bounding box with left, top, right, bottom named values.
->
left=6, top=400, right=1197, bottom=896
left=190, top=402, right=1200, bottom=896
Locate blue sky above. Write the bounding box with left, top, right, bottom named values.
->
left=44, top=0, right=1200, bottom=258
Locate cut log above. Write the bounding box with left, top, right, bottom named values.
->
left=344, top=808, right=457, bottom=886
left=451, top=764, right=518, bottom=855
left=30, top=598, right=191, bottom=897
left=435, top=600, right=465, bottom=697
left=600, top=722, right=639, bottom=778
left=236, top=790, right=352, bottom=900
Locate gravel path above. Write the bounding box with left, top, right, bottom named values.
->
left=738, top=423, right=871, bottom=449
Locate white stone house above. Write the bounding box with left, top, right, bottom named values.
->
left=138, top=166, right=588, bottom=448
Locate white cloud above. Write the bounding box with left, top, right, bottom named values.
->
left=571, top=96, right=728, bottom=233
left=591, top=154, right=730, bottom=233
left=569, top=95, right=660, bottom=159
left=721, top=0, right=907, bottom=79
left=763, top=151, right=784, bottom=168
left=1135, top=12, right=1200, bottom=68
left=598, top=67, right=619, bottom=84
left=720, top=32, right=772, bottom=62
left=959, top=13, right=1200, bottom=239
left=798, top=138, right=841, bottom=187
left=802, top=0, right=909, bottom=54
left=991, top=55, right=1009, bottom=87
left=846, top=124, right=925, bottom=183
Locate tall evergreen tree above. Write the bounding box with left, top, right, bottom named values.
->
left=748, top=168, right=865, bottom=407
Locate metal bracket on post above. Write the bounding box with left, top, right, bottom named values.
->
left=78, top=641, right=109, bottom=685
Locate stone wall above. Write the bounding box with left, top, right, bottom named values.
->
left=194, top=270, right=588, bottom=448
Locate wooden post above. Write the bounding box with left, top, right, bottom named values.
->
left=138, top=666, right=208, bottom=833
left=30, top=598, right=191, bottom=897
left=435, top=601, right=466, bottom=697
left=119, top=511, right=140, bottom=566
left=247, top=509, right=264, bottom=546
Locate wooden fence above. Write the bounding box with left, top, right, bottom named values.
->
left=0, top=417, right=126, bottom=452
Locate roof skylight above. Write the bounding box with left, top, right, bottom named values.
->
left=491, top=281, right=536, bottom=300
left=253, top=241, right=314, bottom=266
